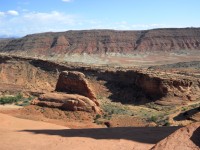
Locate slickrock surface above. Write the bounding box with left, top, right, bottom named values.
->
left=32, top=92, right=101, bottom=113
left=151, top=122, right=200, bottom=150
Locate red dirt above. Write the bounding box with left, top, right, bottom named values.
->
left=0, top=113, right=182, bottom=150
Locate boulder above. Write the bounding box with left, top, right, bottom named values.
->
left=55, top=71, right=98, bottom=105
left=151, top=122, right=200, bottom=150
left=31, top=92, right=101, bottom=114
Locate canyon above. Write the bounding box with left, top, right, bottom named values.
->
left=0, top=28, right=200, bottom=66
left=1, top=55, right=199, bottom=105
left=0, top=28, right=199, bottom=150
left=0, top=55, right=199, bottom=123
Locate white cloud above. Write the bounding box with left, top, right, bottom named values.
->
left=88, top=21, right=169, bottom=30
left=0, top=10, right=80, bottom=36
left=7, top=10, right=19, bottom=16
left=131, top=24, right=167, bottom=29
left=62, top=0, right=72, bottom=2
left=0, top=12, right=5, bottom=17
left=0, top=10, right=19, bottom=17
left=22, top=11, right=76, bottom=25
left=0, top=9, right=194, bottom=37
left=112, top=22, right=169, bottom=30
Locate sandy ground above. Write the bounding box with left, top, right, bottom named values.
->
left=0, top=104, right=22, bottom=110
left=0, top=112, right=182, bottom=150
left=59, top=50, right=200, bottom=67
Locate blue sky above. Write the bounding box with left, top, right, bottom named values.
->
left=0, top=0, right=200, bottom=36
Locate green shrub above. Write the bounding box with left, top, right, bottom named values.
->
left=93, top=114, right=103, bottom=124
left=16, top=93, right=23, bottom=100
left=102, top=103, right=132, bottom=116
left=19, top=96, right=34, bottom=106
left=163, top=121, right=170, bottom=126
left=0, top=94, right=22, bottom=105
left=149, top=115, right=158, bottom=122
left=0, top=94, right=33, bottom=106
left=94, top=114, right=101, bottom=120
left=181, top=107, right=186, bottom=111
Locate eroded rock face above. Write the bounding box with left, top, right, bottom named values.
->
left=0, top=56, right=199, bottom=106
left=0, top=56, right=57, bottom=94
left=97, top=69, right=200, bottom=105
left=151, top=122, right=200, bottom=150
left=55, top=71, right=97, bottom=102
left=134, top=72, right=200, bottom=104
left=31, top=92, right=101, bottom=114
left=1, top=28, right=200, bottom=56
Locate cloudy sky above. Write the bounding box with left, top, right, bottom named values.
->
left=0, top=0, right=199, bottom=37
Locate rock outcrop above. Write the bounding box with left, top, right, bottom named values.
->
left=55, top=71, right=97, bottom=103
left=0, top=55, right=57, bottom=95
left=31, top=92, right=101, bottom=113
left=96, top=69, right=200, bottom=105
left=0, top=39, right=13, bottom=50
left=151, top=122, right=200, bottom=150
left=31, top=70, right=101, bottom=113
left=0, top=28, right=200, bottom=56
left=134, top=71, right=200, bottom=105
left=0, top=55, right=199, bottom=105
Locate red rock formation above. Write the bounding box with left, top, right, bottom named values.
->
left=151, top=122, right=200, bottom=150
left=0, top=55, right=199, bottom=106
left=96, top=69, right=200, bottom=104
left=1, top=28, right=200, bottom=56
left=31, top=92, right=101, bottom=113
left=55, top=71, right=97, bottom=103
left=0, top=56, right=57, bottom=94
left=134, top=71, right=200, bottom=104
left=0, top=39, right=13, bottom=50
left=50, top=35, right=70, bottom=53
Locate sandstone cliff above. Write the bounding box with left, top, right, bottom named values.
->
left=0, top=28, right=200, bottom=56
left=0, top=56, right=199, bottom=105
left=55, top=71, right=97, bottom=101
left=0, top=55, right=57, bottom=94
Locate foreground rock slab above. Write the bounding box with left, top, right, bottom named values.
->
left=32, top=92, right=101, bottom=113
left=151, top=122, right=200, bottom=150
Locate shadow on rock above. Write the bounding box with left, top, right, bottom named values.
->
left=20, top=126, right=181, bottom=144
left=190, top=127, right=200, bottom=148
left=173, top=107, right=200, bottom=121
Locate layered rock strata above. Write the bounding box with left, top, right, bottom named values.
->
left=32, top=71, right=100, bottom=113
left=0, top=28, right=200, bottom=56
left=32, top=92, right=101, bottom=113
left=55, top=71, right=97, bottom=102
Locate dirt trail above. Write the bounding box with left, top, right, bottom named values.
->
left=0, top=113, right=181, bottom=150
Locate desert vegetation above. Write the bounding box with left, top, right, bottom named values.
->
left=0, top=93, right=34, bottom=106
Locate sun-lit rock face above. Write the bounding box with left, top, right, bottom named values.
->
left=55, top=71, right=97, bottom=102
left=151, top=122, right=200, bottom=150
left=1, top=28, right=200, bottom=56
left=31, top=71, right=101, bottom=113
left=31, top=92, right=101, bottom=113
